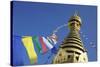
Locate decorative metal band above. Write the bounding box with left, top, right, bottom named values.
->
left=66, top=50, right=81, bottom=55
left=61, top=45, right=85, bottom=52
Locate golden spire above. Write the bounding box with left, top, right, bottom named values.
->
left=68, top=11, right=82, bottom=31
left=52, top=11, right=88, bottom=63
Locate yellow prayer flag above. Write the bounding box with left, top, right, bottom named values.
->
left=22, top=36, right=37, bottom=64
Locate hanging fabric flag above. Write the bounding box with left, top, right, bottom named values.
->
left=47, top=36, right=54, bottom=45
left=46, top=34, right=58, bottom=54
left=32, top=36, right=42, bottom=53
left=22, top=36, right=37, bottom=64
left=39, top=36, right=48, bottom=54
left=42, top=37, right=53, bottom=49
left=49, top=33, right=58, bottom=44
left=51, top=46, right=58, bottom=54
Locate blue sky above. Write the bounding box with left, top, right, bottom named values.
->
left=12, top=1, right=97, bottom=65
